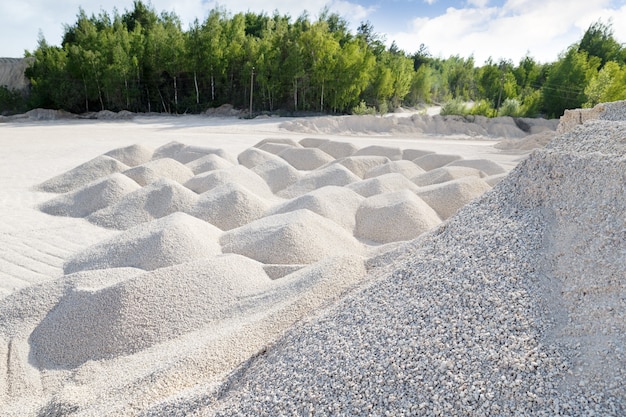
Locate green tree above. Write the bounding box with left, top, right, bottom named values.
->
left=584, top=61, right=626, bottom=106
left=542, top=47, right=599, bottom=117
left=578, top=20, right=623, bottom=67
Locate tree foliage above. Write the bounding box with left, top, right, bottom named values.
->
left=10, top=5, right=626, bottom=118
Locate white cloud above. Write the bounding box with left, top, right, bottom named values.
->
left=386, top=0, right=626, bottom=65
left=467, top=0, right=490, bottom=7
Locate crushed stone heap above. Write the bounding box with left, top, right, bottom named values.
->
left=177, top=110, right=625, bottom=416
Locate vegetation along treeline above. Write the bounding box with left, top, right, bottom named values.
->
left=2, top=1, right=626, bottom=118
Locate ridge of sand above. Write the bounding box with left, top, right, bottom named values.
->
left=65, top=212, right=222, bottom=274
left=417, top=176, right=493, bottom=220
left=220, top=209, right=365, bottom=264
left=184, top=166, right=273, bottom=198
left=38, top=173, right=141, bottom=218
left=355, top=190, right=442, bottom=244
left=122, top=157, right=194, bottom=186
left=268, top=186, right=364, bottom=232
left=87, top=178, right=199, bottom=230
left=347, top=173, right=420, bottom=198
left=104, top=144, right=154, bottom=167
left=35, top=155, right=130, bottom=193
left=277, top=164, right=361, bottom=198
left=412, top=165, right=486, bottom=186
left=363, top=159, right=425, bottom=179
left=185, top=153, right=234, bottom=175
left=190, top=183, right=270, bottom=231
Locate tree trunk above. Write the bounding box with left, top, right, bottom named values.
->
left=158, top=88, right=167, bottom=113
left=125, top=77, right=130, bottom=109
left=293, top=78, right=298, bottom=112
left=320, top=81, right=324, bottom=112
left=83, top=76, right=89, bottom=112
left=211, top=67, right=215, bottom=101
left=173, top=76, right=178, bottom=111
left=194, top=71, right=199, bottom=105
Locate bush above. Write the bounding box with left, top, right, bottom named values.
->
left=440, top=98, right=468, bottom=116
left=497, top=98, right=521, bottom=117
left=352, top=100, right=377, bottom=115
left=469, top=99, right=496, bottom=117
left=377, top=101, right=389, bottom=115
left=0, top=86, right=28, bottom=115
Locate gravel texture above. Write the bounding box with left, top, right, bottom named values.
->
left=184, top=119, right=623, bottom=417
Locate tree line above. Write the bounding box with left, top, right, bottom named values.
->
left=2, top=1, right=625, bottom=118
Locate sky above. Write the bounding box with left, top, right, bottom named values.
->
left=1, top=0, right=625, bottom=65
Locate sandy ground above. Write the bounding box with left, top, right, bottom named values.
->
left=0, top=115, right=525, bottom=295
left=9, top=112, right=618, bottom=416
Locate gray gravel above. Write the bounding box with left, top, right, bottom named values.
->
left=161, top=117, right=625, bottom=416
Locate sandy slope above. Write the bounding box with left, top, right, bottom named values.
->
left=0, top=108, right=621, bottom=416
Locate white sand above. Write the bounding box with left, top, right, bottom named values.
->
left=64, top=212, right=222, bottom=274
left=417, top=176, right=493, bottom=219
left=122, top=157, right=195, bottom=186
left=331, top=155, right=390, bottom=178
left=35, top=155, right=130, bottom=193
left=355, top=190, right=442, bottom=243
left=38, top=173, right=141, bottom=218
left=2, top=107, right=620, bottom=416
left=412, top=165, right=486, bottom=186
left=278, top=147, right=335, bottom=170
left=363, top=159, right=425, bottom=179
left=87, top=178, right=199, bottom=229
left=347, top=173, right=420, bottom=198
left=190, top=183, right=270, bottom=231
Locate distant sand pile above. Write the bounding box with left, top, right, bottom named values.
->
left=281, top=113, right=558, bottom=138
left=32, top=137, right=506, bottom=277
left=0, top=57, right=34, bottom=91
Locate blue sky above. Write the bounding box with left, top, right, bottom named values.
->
left=1, top=0, right=625, bottom=65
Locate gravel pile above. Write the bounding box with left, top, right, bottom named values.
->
left=347, top=173, right=420, bottom=198
left=220, top=209, right=365, bottom=265
left=447, top=158, right=508, bottom=176
left=268, top=186, right=364, bottom=233
left=331, top=155, right=391, bottom=178
left=277, top=164, right=361, bottom=198
left=87, top=178, right=199, bottom=229
left=184, top=166, right=273, bottom=197
left=35, top=155, right=130, bottom=193
left=123, top=158, right=194, bottom=186
left=104, top=144, right=154, bottom=167
left=38, top=173, right=140, bottom=217
left=278, top=147, right=335, bottom=170
left=317, top=140, right=359, bottom=159
left=353, top=144, right=403, bottom=160
left=65, top=212, right=222, bottom=274
left=412, top=166, right=486, bottom=186
left=355, top=190, right=442, bottom=244
left=250, top=158, right=302, bottom=193
left=190, top=183, right=270, bottom=231
left=184, top=118, right=623, bottom=416
left=32, top=254, right=273, bottom=368
left=185, top=154, right=234, bottom=175
left=152, top=142, right=236, bottom=165
left=417, top=177, right=493, bottom=219
left=363, top=160, right=426, bottom=179
left=413, top=153, right=463, bottom=171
